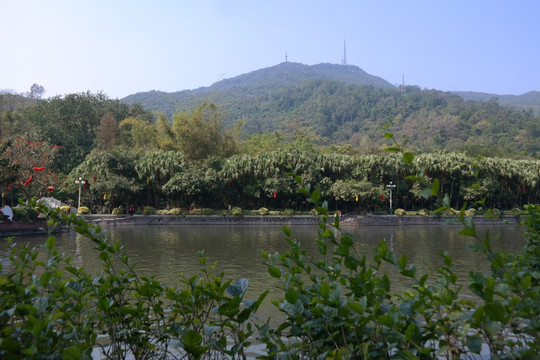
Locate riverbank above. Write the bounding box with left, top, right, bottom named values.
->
left=82, top=214, right=520, bottom=226
left=0, top=221, right=69, bottom=237
left=1, top=214, right=521, bottom=237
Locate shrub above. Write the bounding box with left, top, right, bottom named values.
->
left=12, top=207, right=28, bottom=222
left=142, top=206, right=155, bottom=215
left=465, top=208, right=476, bottom=217
left=59, top=205, right=72, bottom=213
left=394, top=208, right=406, bottom=216
left=231, top=206, right=243, bottom=216
left=283, top=208, right=295, bottom=216
left=257, top=207, right=269, bottom=215
left=112, top=207, right=124, bottom=215
left=488, top=208, right=500, bottom=219
left=78, top=206, right=90, bottom=214
left=418, top=209, right=429, bottom=216
left=167, top=208, right=183, bottom=215
left=156, top=209, right=168, bottom=215
left=25, top=207, right=39, bottom=221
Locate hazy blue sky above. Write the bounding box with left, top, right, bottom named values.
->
left=2, top=0, right=538, bottom=99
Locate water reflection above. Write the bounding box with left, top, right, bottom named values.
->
left=1, top=223, right=525, bottom=302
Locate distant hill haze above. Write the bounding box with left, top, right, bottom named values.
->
left=121, top=62, right=539, bottom=156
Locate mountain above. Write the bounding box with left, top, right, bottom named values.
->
left=121, top=62, right=395, bottom=118
left=120, top=62, right=539, bottom=156
left=453, top=90, right=540, bottom=114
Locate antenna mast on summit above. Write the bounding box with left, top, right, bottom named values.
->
left=342, top=39, right=347, bottom=65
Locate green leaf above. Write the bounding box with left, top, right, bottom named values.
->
left=319, top=281, right=330, bottom=299
left=384, top=132, right=394, bottom=139
left=282, top=226, right=292, bottom=237
left=63, top=346, right=82, bottom=360
left=404, top=175, right=423, bottom=181
left=268, top=266, right=281, bottom=278
left=402, top=152, right=414, bottom=164
left=285, top=288, right=298, bottom=304
left=459, top=227, right=476, bottom=237
left=405, top=322, right=417, bottom=342
left=384, top=147, right=400, bottom=152
left=348, top=300, right=364, bottom=314
left=227, top=278, right=249, bottom=297
left=431, top=178, right=440, bottom=196
left=398, top=254, right=407, bottom=269
left=485, top=301, right=506, bottom=322
left=311, top=189, right=320, bottom=204
left=466, top=335, right=483, bottom=354
left=46, top=236, right=56, bottom=250
left=183, top=329, right=209, bottom=357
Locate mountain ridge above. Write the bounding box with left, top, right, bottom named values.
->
left=122, top=62, right=539, bottom=116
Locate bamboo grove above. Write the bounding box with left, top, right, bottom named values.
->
left=70, top=149, right=538, bottom=214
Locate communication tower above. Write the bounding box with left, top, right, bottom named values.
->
left=341, top=39, right=347, bottom=65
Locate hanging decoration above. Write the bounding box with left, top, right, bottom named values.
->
left=47, top=186, right=54, bottom=192
left=381, top=194, right=384, bottom=200
left=355, top=194, right=358, bottom=202
left=24, top=175, right=33, bottom=186
left=273, top=191, right=277, bottom=198
left=147, top=176, right=150, bottom=184
left=104, top=193, right=107, bottom=200
left=34, top=166, right=45, bottom=171
left=94, top=174, right=97, bottom=182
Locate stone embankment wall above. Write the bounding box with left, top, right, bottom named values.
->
left=82, top=215, right=520, bottom=226
left=349, top=215, right=520, bottom=226
left=1, top=215, right=520, bottom=236
left=83, top=215, right=320, bottom=226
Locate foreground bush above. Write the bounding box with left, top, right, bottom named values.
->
left=0, top=202, right=266, bottom=359
left=0, top=198, right=538, bottom=359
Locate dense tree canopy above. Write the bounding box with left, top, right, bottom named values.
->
left=0, top=88, right=538, bottom=213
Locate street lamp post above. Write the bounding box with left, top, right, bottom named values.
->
left=75, top=177, right=86, bottom=213
left=386, top=181, right=396, bottom=215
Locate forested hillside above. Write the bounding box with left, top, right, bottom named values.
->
left=453, top=90, right=540, bottom=114
left=122, top=62, right=540, bottom=157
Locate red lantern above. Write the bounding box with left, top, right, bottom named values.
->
left=94, top=174, right=97, bottom=182
left=274, top=191, right=277, bottom=198
left=381, top=194, right=384, bottom=200
left=8, top=184, right=11, bottom=190
left=523, top=185, right=526, bottom=194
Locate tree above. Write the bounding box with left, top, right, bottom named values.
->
left=154, top=112, right=176, bottom=150
left=96, top=112, right=118, bottom=150
left=172, top=103, right=238, bottom=161
left=135, top=150, right=185, bottom=207
left=28, top=83, right=45, bottom=99
left=117, top=117, right=157, bottom=150
left=0, top=137, right=61, bottom=200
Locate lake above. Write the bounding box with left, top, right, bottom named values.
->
left=1, top=221, right=525, bottom=314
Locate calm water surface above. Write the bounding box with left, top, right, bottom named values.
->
left=1, top=222, right=525, bottom=316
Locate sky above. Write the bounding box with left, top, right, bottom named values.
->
left=1, top=0, right=539, bottom=99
